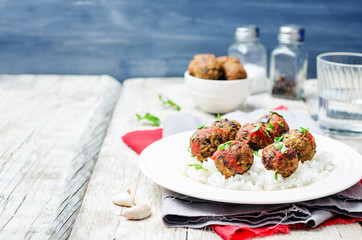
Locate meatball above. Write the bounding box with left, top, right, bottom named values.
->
left=256, top=111, right=289, bottom=139
left=261, top=143, right=299, bottom=178
left=282, top=128, right=316, bottom=162
left=189, top=127, right=227, bottom=161
left=216, top=56, right=240, bottom=65
left=212, top=141, right=254, bottom=178
left=188, top=54, right=224, bottom=80
left=211, top=118, right=241, bottom=141
left=235, top=123, right=274, bottom=151
left=217, top=56, right=247, bottom=80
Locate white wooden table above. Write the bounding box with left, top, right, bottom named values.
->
left=0, top=75, right=121, bottom=239
left=0, top=75, right=361, bottom=239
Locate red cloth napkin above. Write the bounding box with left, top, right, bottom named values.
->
left=122, top=128, right=162, bottom=154
left=122, top=127, right=362, bottom=240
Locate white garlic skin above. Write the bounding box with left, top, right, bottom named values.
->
left=120, top=204, right=151, bottom=220
left=112, top=190, right=135, bottom=207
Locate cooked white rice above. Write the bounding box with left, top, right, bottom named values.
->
left=181, top=150, right=335, bottom=191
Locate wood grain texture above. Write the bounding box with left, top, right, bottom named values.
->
left=70, top=77, right=362, bottom=239
left=0, top=74, right=121, bottom=239
left=0, top=1, right=361, bottom=80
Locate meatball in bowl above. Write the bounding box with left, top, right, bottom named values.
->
left=185, top=54, right=251, bottom=114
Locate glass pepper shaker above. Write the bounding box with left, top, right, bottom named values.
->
left=228, top=25, right=268, bottom=94
left=270, top=25, right=308, bottom=99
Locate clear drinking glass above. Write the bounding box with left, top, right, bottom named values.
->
left=317, top=52, right=362, bottom=133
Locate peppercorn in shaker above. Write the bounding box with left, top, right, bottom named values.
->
left=228, top=26, right=267, bottom=94
left=270, top=25, right=308, bottom=99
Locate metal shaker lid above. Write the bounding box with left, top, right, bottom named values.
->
left=235, top=25, right=259, bottom=41
left=278, top=25, right=305, bottom=43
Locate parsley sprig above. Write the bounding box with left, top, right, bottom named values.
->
left=264, top=123, right=275, bottom=138
left=274, top=170, right=279, bottom=181
left=273, top=142, right=289, bottom=154
left=269, top=111, right=284, bottom=118
left=218, top=141, right=233, bottom=150
left=191, top=131, right=198, bottom=140
left=188, top=145, right=194, bottom=157
left=189, top=163, right=208, bottom=172
left=216, top=113, right=222, bottom=122
left=136, top=113, right=161, bottom=126
left=158, top=94, right=181, bottom=111
left=299, top=127, right=310, bottom=136
left=254, top=123, right=261, bottom=132
left=274, top=135, right=284, bottom=142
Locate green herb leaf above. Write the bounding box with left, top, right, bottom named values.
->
left=218, top=141, right=232, bottom=150
left=299, top=127, right=310, bottom=136
left=264, top=129, right=271, bottom=138
left=198, top=124, right=206, bottom=130
left=254, top=123, right=261, bottom=132
left=274, top=134, right=284, bottom=142
left=189, top=163, right=208, bottom=172
left=277, top=121, right=284, bottom=127
left=253, top=150, right=260, bottom=157
left=216, top=113, right=222, bottom=122
left=274, top=142, right=288, bottom=154
left=281, top=145, right=289, bottom=154
left=269, top=111, right=284, bottom=118
left=274, top=170, right=279, bottom=181
left=188, top=145, right=194, bottom=157
left=158, top=94, right=181, bottom=111
left=265, top=123, right=275, bottom=135
left=274, top=142, right=283, bottom=150
left=192, top=131, right=198, bottom=140
left=136, top=113, right=161, bottom=126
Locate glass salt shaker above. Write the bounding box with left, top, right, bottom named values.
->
left=270, top=25, right=308, bottom=99
left=228, top=25, right=267, bottom=94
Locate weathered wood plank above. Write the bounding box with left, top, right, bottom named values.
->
left=0, top=74, right=121, bottom=239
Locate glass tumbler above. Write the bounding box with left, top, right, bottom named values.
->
left=317, top=52, right=362, bottom=133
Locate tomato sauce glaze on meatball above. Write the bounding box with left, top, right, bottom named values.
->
left=261, top=143, right=299, bottom=178
left=256, top=111, right=290, bottom=138
left=212, top=141, right=254, bottom=179
left=189, top=127, right=228, bottom=161
left=235, top=123, right=274, bottom=151
left=211, top=118, right=241, bottom=141
left=283, top=128, right=316, bottom=162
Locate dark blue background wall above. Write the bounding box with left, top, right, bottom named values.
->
left=0, top=0, right=361, bottom=81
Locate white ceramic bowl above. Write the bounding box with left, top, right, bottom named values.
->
left=184, top=71, right=251, bottom=114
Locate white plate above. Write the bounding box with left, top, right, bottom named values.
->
left=139, top=131, right=362, bottom=204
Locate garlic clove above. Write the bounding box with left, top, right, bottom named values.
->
left=112, top=190, right=135, bottom=207
left=120, top=204, right=151, bottom=220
